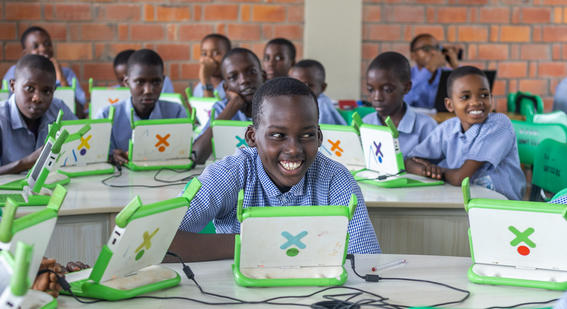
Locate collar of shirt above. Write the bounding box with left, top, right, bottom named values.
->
left=449, top=115, right=487, bottom=140
left=8, top=94, right=26, bottom=130
left=370, top=102, right=416, bottom=134
left=254, top=151, right=306, bottom=198
left=126, top=96, right=162, bottom=122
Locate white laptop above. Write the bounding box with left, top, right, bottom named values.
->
left=88, top=81, right=130, bottom=118
left=319, top=124, right=365, bottom=170
left=53, top=78, right=76, bottom=114
left=187, top=87, right=220, bottom=132
left=211, top=119, right=252, bottom=160
left=126, top=110, right=195, bottom=170
left=0, top=242, right=33, bottom=309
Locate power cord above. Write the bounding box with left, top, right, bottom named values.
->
left=36, top=269, right=101, bottom=304
left=101, top=168, right=195, bottom=188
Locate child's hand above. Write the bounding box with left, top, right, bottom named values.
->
left=226, top=90, right=249, bottom=114
left=65, top=261, right=90, bottom=273
left=199, top=56, right=220, bottom=83
left=425, top=50, right=446, bottom=74
left=49, top=57, right=67, bottom=87
left=33, top=258, right=63, bottom=298
left=111, top=149, right=129, bottom=166
left=411, top=157, right=443, bottom=179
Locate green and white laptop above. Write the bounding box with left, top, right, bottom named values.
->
left=211, top=118, right=252, bottom=161
left=126, top=108, right=195, bottom=171
left=231, top=184, right=357, bottom=287
left=352, top=117, right=443, bottom=188
left=0, top=186, right=66, bottom=308
left=63, top=189, right=195, bottom=300
left=463, top=177, right=567, bottom=290
left=54, top=78, right=77, bottom=114
left=0, top=242, right=34, bottom=309
left=0, top=129, right=71, bottom=207
left=186, top=87, right=220, bottom=132
left=88, top=79, right=130, bottom=119
left=54, top=107, right=115, bottom=177
left=319, top=114, right=365, bottom=170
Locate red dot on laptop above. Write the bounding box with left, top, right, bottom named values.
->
left=517, top=245, right=530, bottom=256
left=158, top=146, right=166, bottom=152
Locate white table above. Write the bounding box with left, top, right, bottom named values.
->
left=56, top=254, right=563, bottom=308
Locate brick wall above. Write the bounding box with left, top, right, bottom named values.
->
left=0, top=1, right=304, bottom=99
left=362, top=0, right=567, bottom=112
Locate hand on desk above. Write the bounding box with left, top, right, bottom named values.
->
left=112, top=149, right=129, bottom=166
left=65, top=261, right=90, bottom=273
left=33, top=257, right=63, bottom=298
left=405, top=157, right=444, bottom=180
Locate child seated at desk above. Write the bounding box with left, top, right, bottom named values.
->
left=113, top=49, right=175, bottom=93
left=2, top=26, right=87, bottom=117
left=289, top=59, right=347, bottom=125
left=192, top=48, right=266, bottom=164
left=169, top=77, right=380, bottom=261
left=96, top=49, right=187, bottom=166
left=405, top=66, right=525, bottom=200
left=192, top=34, right=231, bottom=100
left=362, top=52, right=437, bottom=157
left=0, top=54, right=76, bottom=175
left=263, top=38, right=296, bottom=80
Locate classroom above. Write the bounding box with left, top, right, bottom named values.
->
left=1, top=0, right=567, bottom=308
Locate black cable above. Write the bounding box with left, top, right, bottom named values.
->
left=484, top=298, right=559, bottom=309
left=37, top=269, right=101, bottom=304
left=101, top=168, right=192, bottom=188
left=153, top=168, right=198, bottom=183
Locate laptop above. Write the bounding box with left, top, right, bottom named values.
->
left=434, top=70, right=496, bottom=113
left=126, top=109, right=195, bottom=171
left=211, top=119, right=252, bottom=161
left=319, top=122, right=365, bottom=171
left=0, top=242, right=33, bottom=309
left=63, top=187, right=194, bottom=300
left=232, top=182, right=357, bottom=287
left=462, top=177, right=567, bottom=290
left=352, top=117, right=444, bottom=188
left=0, top=128, right=72, bottom=207
left=55, top=107, right=115, bottom=177
left=54, top=78, right=77, bottom=114
left=0, top=186, right=66, bottom=308
left=88, top=79, right=130, bottom=119
left=186, top=87, right=220, bottom=132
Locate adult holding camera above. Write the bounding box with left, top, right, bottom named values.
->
left=404, top=34, right=461, bottom=110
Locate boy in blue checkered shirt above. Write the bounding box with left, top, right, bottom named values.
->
left=405, top=66, right=525, bottom=200
left=169, top=77, right=380, bottom=261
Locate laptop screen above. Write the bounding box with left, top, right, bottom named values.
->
left=359, top=125, right=401, bottom=176
left=58, top=122, right=111, bottom=167
left=211, top=121, right=250, bottom=160
left=319, top=127, right=365, bottom=169
left=28, top=140, right=53, bottom=187
left=131, top=123, right=193, bottom=161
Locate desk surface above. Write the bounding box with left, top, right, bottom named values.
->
left=56, top=254, right=562, bottom=308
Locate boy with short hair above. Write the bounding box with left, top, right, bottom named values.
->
left=170, top=77, right=380, bottom=261
left=289, top=59, right=346, bottom=126
left=191, top=48, right=266, bottom=164
left=96, top=49, right=187, bottom=165
left=363, top=52, right=437, bottom=157
left=263, top=38, right=296, bottom=80
left=406, top=66, right=525, bottom=200
left=112, top=49, right=175, bottom=93
left=192, top=34, right=231, bottom=99
left=0, top=54, right=76, bottom=175
left=2, top=26, right=87, bottom=115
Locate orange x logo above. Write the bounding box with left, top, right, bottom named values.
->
left=328, top=139, right=343, bottom=157
left=155, top=134, right=171, bottom=152
left=108, top=98, right=119, bottom=104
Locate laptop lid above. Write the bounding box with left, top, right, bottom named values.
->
left=358, top=117, right=404, bottom=176
left=434, top=70, right=496, bottom=113
left=0, top=186, right=66, bottom=285
left=88, top=195, right=190, bottom=283
left=54, top=78, right=76, bottom=114
left=129, top=117, right=193, bottom=162
left=319, top=124, right=365, bottom=170
left=211, top=119, right=252, bottom=161
left=188, top=96, right=218, bottom=132
left=89, top=86, right=130, bottom=119
left=0, top=242, right=33, bottom=307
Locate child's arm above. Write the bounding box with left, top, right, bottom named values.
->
left=198, top=57, right=220, bottom=98
left=165, top=230, right=236, bottom=262
left=111, top=149, right=129, bottom=166
left=405, top=157, right=443, bottom=180
left=0, top=147, right=42, bottom=175
left=441, top=159, right=485, bottom=186
left=49, top=58, right=68, bottom=87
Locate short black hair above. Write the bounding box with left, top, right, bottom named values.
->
left=127, top=49, right=164, bottom=74
left=15, top=54, right=56, bottom=81
left=252, top=77, right=319, bottom=127
left=201, top=33, right=232, bottom=52
left=221, top=48, right=262, bottom=70
left=20, top=26, right=50, bottom=49
left=114, top=49, right=135, bottom=68
left=266, top=38, right=296, bottom=62
left=291, top=59, right=326, bottom=82
left=446, top=66, right=489, bottom=97
left=410, top=33, right=434, bottom=51
left=367, top=52, right=411, bottom=84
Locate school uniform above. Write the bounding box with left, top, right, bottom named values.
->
left=195, top=98, right=251, bottom=140
left=404, top=66, right=445, bottom=109
left=408, top=113, right=525, bottom=200
left=362, top=103, right=437, bottom=157
left=550, top=195, right=567, bottom=205
left=0, top=94, right=77, bottom=165
left=3, top=65, right=86, bottom=107
left=192, top=81, right=227, bottom=100
left=179, top=147, right=381, bottom=254
left=318, top=93, right=347, bottom=125
left=95, top=97, right=187, bottom=154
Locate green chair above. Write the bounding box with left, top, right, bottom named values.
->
left=530, top=139, right=567, bottom=201
left=337, top=106, right=375, bottom=125
left=530, top=110, right=567, bottom=128
left=507, top=91, right=544, bottom=119
left=511, top=120, right=567, bottom=166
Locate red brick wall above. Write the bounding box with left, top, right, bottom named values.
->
left=0, top=1, right=304, bottom=99
left=362, top=1, right=566, bottom=112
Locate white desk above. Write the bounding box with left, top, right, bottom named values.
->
left=56, top=254, right=563, bottom=308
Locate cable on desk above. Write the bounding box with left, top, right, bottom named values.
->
left=101, top=168, right=195, bottom=188
left=37, top=269, right=101, bottom=304
left=153, top=168, right=199, bottom=183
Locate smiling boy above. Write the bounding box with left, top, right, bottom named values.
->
left=171, top=78, right=380, bottom=261
left=95, top=49, right=187, bottom=165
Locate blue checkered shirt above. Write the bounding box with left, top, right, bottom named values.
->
left=179, top=147, right=381, bottom=254
left=408, top=113, right=525, bottom=200
left=550, top=195, right=567, bottom=205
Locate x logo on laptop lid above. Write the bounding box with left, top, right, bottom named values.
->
left=509, top=226, right=536, bottom=256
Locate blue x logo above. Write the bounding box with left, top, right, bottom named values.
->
left=235, top=136, right=248, bottom=148
left=280, top=231, right=307, bottom=250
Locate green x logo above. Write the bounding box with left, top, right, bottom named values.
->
left=509, top=226, right=536, bottom=248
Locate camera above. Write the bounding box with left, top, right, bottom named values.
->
left=441, top=46, right=463, bottom=62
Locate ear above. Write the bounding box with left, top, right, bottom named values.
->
left=123, top=74, right=129, bottom=86
left=444, top=97, right=455, bottom=113
left=317, top=125, right=323, bottom=147
left=321, top=82, right=327, bottom=93
left=261, top=70, right=267, bottom=82
left=9, top=79, right=15, bottom=93
left=244, top=125, right=257, bottom=147
left=402, top=81, right=412, bottom=95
